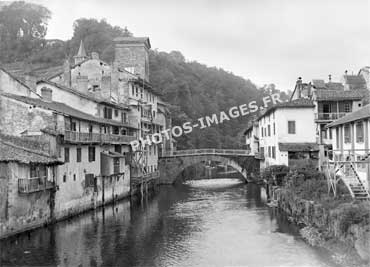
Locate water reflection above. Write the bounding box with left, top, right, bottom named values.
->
left=1, top=179, right=345, bottom=267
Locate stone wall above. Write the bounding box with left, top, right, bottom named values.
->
left=275, top=188, right=370, bottom=263
left=0, top=163, right=53, bottom=239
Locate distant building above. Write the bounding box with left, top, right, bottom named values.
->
left=246, top=98, right=318, bottom=169
left=244, top=121, right=259, bottom=155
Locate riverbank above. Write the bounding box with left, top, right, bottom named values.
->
left=264, top=166, right=370, bottom=266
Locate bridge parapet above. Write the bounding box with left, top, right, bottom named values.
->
left=161, top=149, right=251, bottom=158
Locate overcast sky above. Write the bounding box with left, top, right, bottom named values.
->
left=26, top=0, right=370, bottom=91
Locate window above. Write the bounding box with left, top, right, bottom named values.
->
left=268, top=125, right=271, bottom=136
left=356, top=122, right=364, bottom=143
left=344, top=102, right=351, bottom=113
left=30, top=164, right=47, bottom=178
left=73, top=174, right=76, bottom=181
left=64, top=147, right=69, bottom=162
left=63, top=174, right=67, bottom=183
left=272, top=146, right=276, bottom=159
left=77, top=148, right=81, bottom=162
left=131, top=85, right=134, bottom=96
left=268, top=146, right=271, bottom=158
left=136, top=87, right=138, bottom=97
left=103, top=107, right=112, bottom=119
left=288, top=121, right=296, bottom=134
left=344, top=124, right=351, bottom=143
left=273, top=123, right=275, bottom=135
left=122, top=112, right=127, bottom=123
left=88, top=147, right=96, bottom=162
left=114, top=109, right=119, bottom=117
left=85, top=173, right=95, bottom=187
left=112, top=126, right=119, bottom=135
left=336, top=128, right=340, bottom=149
left=113, top=158, right=120, bottom=174
left=71, top=121, right=77, bottom=132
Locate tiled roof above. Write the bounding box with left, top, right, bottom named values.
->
left=311, top=80, right=344, bottom=90
left=1, top=93, right=137, bottom=129
left=258, top=98, right=314, bottom=120
left=327, top=104, right=370, bottom=127
left=315, top=89, right=367, bottom=101
left=38, top=80, right=129, bottom=110
left=343, top=75, right=366, bottom=89
left=0, top=138, right=61, bottom=165
left=279, top=142, right=319, bottom=152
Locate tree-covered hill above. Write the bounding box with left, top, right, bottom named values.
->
left=0, top=1, right=290, bottom=149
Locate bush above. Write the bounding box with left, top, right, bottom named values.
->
left=337, top=202, right=370, bottom=234
left=260, top=165, right=290, bottom=186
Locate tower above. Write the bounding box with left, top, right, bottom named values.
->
left=74, top=40, right=88, bottom=65
left=113, top=37, right=151, bottom=82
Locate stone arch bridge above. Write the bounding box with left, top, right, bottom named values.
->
left=158, top=149, right=259, bottom=184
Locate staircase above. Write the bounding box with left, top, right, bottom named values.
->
left=337, top=162, right=370, bottom=200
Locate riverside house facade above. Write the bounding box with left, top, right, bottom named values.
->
left=327, top=104, right=370, bottom=191
left=290, top=76, right=367, bottom=165
left=0, top=135, right=62, bottom=238
left=0, top=36, right=171, bottom=237
left=254, top=99, right=318, bottom=169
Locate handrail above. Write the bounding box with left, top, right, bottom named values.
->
left=18, top=176, right=54, bottom=193
left=161, top=149, right=251, bottom=157
left=315, top=112, right=348, bottom=120
left=64, top=130, right=136, bottom=143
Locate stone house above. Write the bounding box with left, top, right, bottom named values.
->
left=0, top=135, right=61, bottom=238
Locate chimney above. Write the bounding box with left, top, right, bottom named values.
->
left=296, top=77, right=302, bottom=98
left=91, top=52, right=99, bottom=60
left=76, top=76, right=88, bottom=93
left=328, top=74, right=332, bottom=83
left=41, top=87, right=52, bottom=102
left=113, top=36, right=151, bottom=82
left=345, top=70, right=348, bottom=75
left=101, top=76, right=111, bottom=100
left=63, top=59, right=71, bottom=87
left=24, top=74, right=37, bottom=91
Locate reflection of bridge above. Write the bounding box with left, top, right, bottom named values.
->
left=159, top=149, right=259, bottom=184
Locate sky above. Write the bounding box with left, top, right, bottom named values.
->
left=22, top=0, right=370, bottom=91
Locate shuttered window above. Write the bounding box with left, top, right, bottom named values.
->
left=356, top=122, right=364, bottom=143
left=288, top=121, right=296, bottom=134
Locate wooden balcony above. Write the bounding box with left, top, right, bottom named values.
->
left=315, top=112, right=348, bottom=121
left=18, top=177, right=54, bottom=193
left=64, top=131, right=136, bottom=144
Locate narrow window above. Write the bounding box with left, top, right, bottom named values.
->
left=73, top=174, right=76, bottom=181
left=88, top=146, right=96, bottom=162
left=344, top=102, right=351, bottom=113
left=64, top=147, right=69, bottom=162
left=268, top=125, right=271, bottom=136
left=76, top=147, right=81, bottom=162
left=344, top=124, right=351, bottom=143
left=114, top=109, right=118, bottom=117
left=288, top=121, right=296, bottom=134
left=273, top=123, right=275, bottom=135
left=63, top=174, right=67, bottom=183
left=356, top=122, right=364, bottom=143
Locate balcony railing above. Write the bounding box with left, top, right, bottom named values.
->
left=315, top=112, right=348, bottom=121
left=18, top=177, right=54, bottom=193
left=64, top=131, right=136, bottom=144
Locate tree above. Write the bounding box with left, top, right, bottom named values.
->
left=0, top=1, right=51, bottom=62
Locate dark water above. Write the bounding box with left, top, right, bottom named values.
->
left=0, top=179, right=345, bottom=267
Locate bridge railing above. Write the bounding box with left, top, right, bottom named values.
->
left=161, top=149, right=251, bottom=157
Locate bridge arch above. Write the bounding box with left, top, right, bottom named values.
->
left=158, top=150, right=258, bottom=184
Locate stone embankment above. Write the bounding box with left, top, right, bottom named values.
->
left=274, top=188, right=370, bottom=265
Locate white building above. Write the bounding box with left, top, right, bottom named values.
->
left=327, top=104, right=370, bottom=190
left=256, top=98, right=318, bottom=169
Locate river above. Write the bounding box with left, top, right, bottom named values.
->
left=0, top=179, right=345, bottom=267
